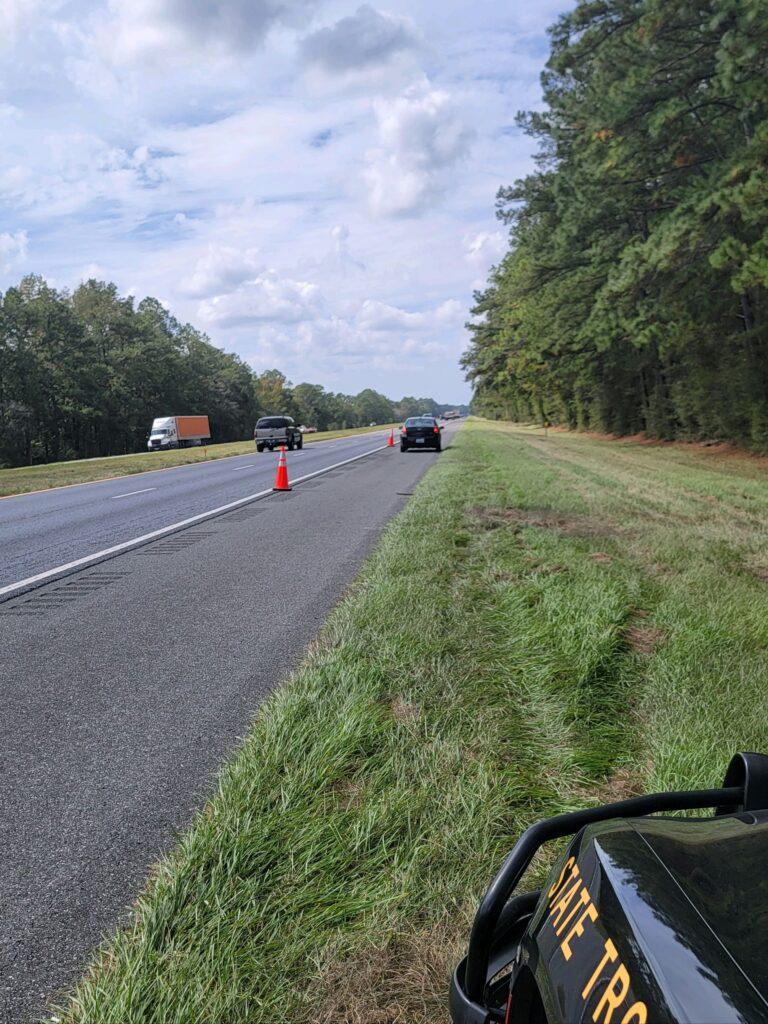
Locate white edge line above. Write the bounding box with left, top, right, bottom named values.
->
left=0, top=443, right=391, bottom=599
left=111, top=487, right=156, bottom=498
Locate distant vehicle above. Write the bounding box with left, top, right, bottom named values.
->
left=443, top=409, right=461, bottom=420
left=450, top=751, right=768, bottom=1024
left=147, top=415, right=210, bottom=451
left=400, top=416, right=442, bottom=452
left=300, top=425, right=318, bottom=434
left=254, top=415, right=303, bottom=452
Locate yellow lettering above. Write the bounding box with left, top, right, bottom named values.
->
left=582, top=940, right=618, bottom=1000
left=555, top=887, right=591, bottom=936
left=621, top=1004, right=647, bottom=1024
left=593, top=964, right=630, bottom=1024
left=548, top=856, right=577, bottom=903
left=549, top=876, right=583, bottom=930
left=560, top=901, right=598, bottom=958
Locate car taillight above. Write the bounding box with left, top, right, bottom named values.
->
left=401, top=426, right=407, bottom=434
left=434, top=426, right=439, bottom=433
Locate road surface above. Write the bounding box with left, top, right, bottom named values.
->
left=0, top=425, right=455, bottom=1022
left=0, top=429, right=399, bottom=592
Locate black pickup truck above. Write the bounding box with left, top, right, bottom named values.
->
left=254, top=416, right=303, bottom=453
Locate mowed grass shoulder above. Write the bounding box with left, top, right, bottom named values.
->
left=0, top=424, right=399, bottom=498
left=57, top=421, right=768, bottom=1022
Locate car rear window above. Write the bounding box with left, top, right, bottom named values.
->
left=405, top=417, right=435, bottom=427
left=256, top=417, right=290, bottom=428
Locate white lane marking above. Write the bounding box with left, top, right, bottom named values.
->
left=110, top=487, right=156, bottom=498
left=0, top=443, right=391, bottom=599
left=231, top=465, right=256, bottom=471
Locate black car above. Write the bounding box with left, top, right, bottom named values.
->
left=450, top=752, right=768, bottom=1024
left=400, top=416, right=442, bottom=452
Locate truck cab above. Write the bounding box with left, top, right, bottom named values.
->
left=148, top=418, right=178, bottom=450
left=254, top=416, right=303, bottom=452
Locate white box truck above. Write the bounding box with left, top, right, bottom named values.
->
left=147, top=415, right=211, bottom=451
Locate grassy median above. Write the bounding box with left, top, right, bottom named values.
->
left=55, top=420, right=768, bottom=1022
left=0, top=424, right=399, bottom=498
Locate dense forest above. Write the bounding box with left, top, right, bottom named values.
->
left=463, top=0, right=768, bottom=444
left=0, top=275, right=459, bottom=467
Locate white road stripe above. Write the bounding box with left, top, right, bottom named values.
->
left=230, top=465, right=256, bottom=471
left=110, top=487, right=156, bottom=498
left=0, top=443, right=391, bottom=599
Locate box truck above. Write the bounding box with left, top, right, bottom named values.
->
left=147, top=415, right=211, bottom=451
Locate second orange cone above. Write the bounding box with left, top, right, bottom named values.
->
left=273, top=446, right=292, bottom=491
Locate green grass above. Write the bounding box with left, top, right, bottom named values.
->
left=54, top=420, right=768, bottom=1023
left=0, top=424, right=399, bottom=498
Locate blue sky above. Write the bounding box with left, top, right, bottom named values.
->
left=0, top=0, right=569, bottom=403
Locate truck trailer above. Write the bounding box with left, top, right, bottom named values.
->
left=147, top=416, right=211, bottom=451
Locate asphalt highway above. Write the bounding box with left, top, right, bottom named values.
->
left=0, top=429, right=398, bottom=592
left=0, top=424, right=456, bottom=1022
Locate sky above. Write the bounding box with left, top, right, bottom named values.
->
left=0, top=0, right=569, bottom=404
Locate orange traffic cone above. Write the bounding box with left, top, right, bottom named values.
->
left=273, top=446, right=292, bottom=491
left=387, top=429, right=395, bottom=447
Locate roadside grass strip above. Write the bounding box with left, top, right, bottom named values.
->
left=56, top=420, right=768, bottom=1022
left=0, top=424, right=401, bottom=498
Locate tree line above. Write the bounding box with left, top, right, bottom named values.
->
left=463, top=0, right=768, bottom=445
left=0, top=275, right=460, bottom=467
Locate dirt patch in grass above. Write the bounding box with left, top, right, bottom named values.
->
left=390, top=696, right=420, bottom=724
left=744, top=562, right=768, bottom=583
left=491, top=569, right=519, bottom=582
left=646, top=562, right=678, bottom=577
left=468, top=506, right=617, bottom=539
left=589, top=552, right=613, bottom=565
left=315, top=919, right=467, bottom=1024
left=574, top=765, right=648, bottom=804
left=623, top=625, right=666, bottom=655
left=331, top=778, right=366, bottom=811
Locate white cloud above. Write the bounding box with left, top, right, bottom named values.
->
left=80, top=262, right=107, bottom=281
left=0, top=165, right=32, bottom=196
left=364, top=87, right=475, bottom=216
left=356, top=297, right=463, bottom=331
left=181, top=245, right=263, bottom=298
left=0, top=231, right=29, bottom=273
left=465, top=230, right=506, bottom=269
left=332, top=224, right=366, bottom=271
left=356, top=298, right=423, bottom=331
left=301, top=6, right=420, bottom=73
left=400, top=336, right=444, bottom=355
left=434, top=298, right=465, bottom=324
left=243, top=308, right=452, bottom=382
left=198, top=271, right=323, bottom=326
left=98, top=145, right=167, bottom=185
left=0, top=0, right=52, bottom=46
left=105, top=0, right=314, bottom=63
